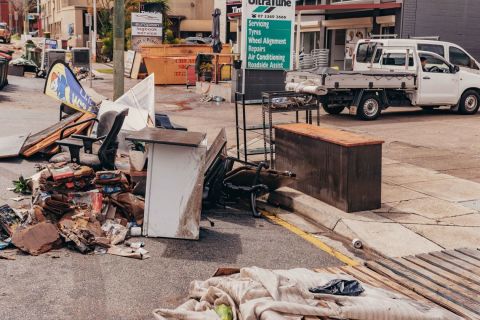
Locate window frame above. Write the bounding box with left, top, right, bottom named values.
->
left=448, top=46, right=479, bottom=70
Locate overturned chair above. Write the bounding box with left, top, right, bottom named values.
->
left=50, top=109, right=129, bottom=170
left=203, top=128, right=296, bottom=217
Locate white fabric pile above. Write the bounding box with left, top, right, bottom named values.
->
left=153, top=267, right=461, bottom=320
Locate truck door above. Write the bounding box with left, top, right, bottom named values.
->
left=417, top=53, right=459, bottom=105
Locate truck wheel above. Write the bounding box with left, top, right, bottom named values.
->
left=322, top=104, right=345, bottom=115
left=459, top=90, right=480, bottom=115
left=357, top=95, right=381, bottom=120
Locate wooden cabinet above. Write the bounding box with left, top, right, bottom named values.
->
left=275, top=124, right=384, bottom=213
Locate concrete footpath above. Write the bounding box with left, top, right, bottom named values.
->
left=269, top=157, right=480, bottom=258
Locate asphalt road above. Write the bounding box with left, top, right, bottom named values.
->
left=3, top=74, right=480, bottom=319
left=0, top=76, right=342, bottom=320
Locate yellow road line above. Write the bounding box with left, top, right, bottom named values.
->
left=261, top=210, right=359, bottom=267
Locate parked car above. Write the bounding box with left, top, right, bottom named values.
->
left=0, top=23, right=11, bottom=43
left=353, top=38, right=480, bottom=73
left=184, top=37, right=212, bottom=45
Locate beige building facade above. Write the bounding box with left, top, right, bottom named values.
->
left=40, top=0, right=89, bottom=47
left=169, top=0, right=214, bottom=38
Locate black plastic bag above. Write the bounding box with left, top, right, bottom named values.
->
left=309, top=279, right=365, bottom=296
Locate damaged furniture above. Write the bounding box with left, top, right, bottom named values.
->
left=52, top=109, right=129, bottom=170
left=126, top=127, right=207, bottom=240
left=275, top=123, right=384, bottom=212
left=155, top=114, right=187, bottom=131
left=203, top=128, right=296, bottom=217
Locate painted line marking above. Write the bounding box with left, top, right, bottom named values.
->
left=261, top=210, right=359, bottom=266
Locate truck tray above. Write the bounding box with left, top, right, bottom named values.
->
left=287, top=69, right=417, bottom=93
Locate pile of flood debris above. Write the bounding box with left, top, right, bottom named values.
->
left=0, top=162, right=148, bottom=260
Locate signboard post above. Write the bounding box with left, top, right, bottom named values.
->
left=131, top=12, right=163, bottom=51
left=241, top=0, right=295, bottom=70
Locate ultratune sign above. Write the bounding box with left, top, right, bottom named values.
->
left=131, top=12, right=163, bottom=51
left=241, top=0, right=295, bottom=70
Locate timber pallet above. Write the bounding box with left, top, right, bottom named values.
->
left=316, top=248, right=480, bottom=319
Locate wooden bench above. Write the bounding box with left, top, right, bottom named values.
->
left=275, top=123, right=384, bottom=212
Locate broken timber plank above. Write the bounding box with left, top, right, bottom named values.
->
left=390, top=257, right=480, bottom=305
left=404, top=255, right=480, bottom=295
left=340, top=266, right=390, bottom=290
left=457, top=248, right=480, bottom=262
left=417, top=253, right=480, bottom=287
left=366, top=260, right=480, bottom=320
left=381, top=258, right=480, bottom=313
left=22, top=113, right=95, bottom=157
left=21, top=113, right=82, bottom=152
left=430, top=251, right=480, bottom=275
left=444, top=250, right=480, bottom=268
left=351, top=264, right=432, bottom=304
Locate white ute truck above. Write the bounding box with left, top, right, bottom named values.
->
left=286, top=46, right=480, bottom=120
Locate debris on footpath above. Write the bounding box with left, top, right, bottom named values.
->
left=11, top=222, right=61, bottom=255
left=0, top=162, right=146, bottom=259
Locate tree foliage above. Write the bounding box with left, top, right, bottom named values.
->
left=99, top=0, right=170, bottom=58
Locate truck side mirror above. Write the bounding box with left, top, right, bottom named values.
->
left=453, top=65, right=460, bottom=73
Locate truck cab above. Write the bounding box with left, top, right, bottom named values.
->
left=375, top=48, right=480, bottom=115
left=354, top=39, right=480, bottom=73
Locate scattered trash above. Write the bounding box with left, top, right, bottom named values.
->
left=11, top=222, right=62, bottom=256
left=0, top=162, right=146, bottom=258
left=309, top=279, right=365, bottom=296
left=129, top=226, right=142, bottom=237
left=0, top=204, right=23, bottom=235
left=153, top=267, right=457, bottom=320
left=0, top=250, right=16, bottom=260
left=352, top=238, right=363, bottom=249
left=214, top=304, right=233, bottom=320
left=10, top=196, right=29, bottom=202
left=107, top=245, right=150, bottom=260
left=0, top=237, right=11, bottom=250
left=101, top=220, right=128, bottom=245
left=95, top=170, right=130, bottom=194
left=125, top=240, right=144, bottom=249
left=112, top=192, right=144, bottom=225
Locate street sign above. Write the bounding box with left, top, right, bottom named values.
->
left=131, top=12, right=162, bottom=37
left=131, top=12, right=163, bottom=51
left=241, top=0, right=295, bottom=70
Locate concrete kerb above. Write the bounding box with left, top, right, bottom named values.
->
left=267, top=187, right=444, bottom=258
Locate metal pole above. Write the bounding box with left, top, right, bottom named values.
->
left=113, top=0, right=125, bottom=100
left=89, top=14, right=92, bottom=88
left=92, top=0, right=97, bottom=62
left=295, top=11, right=302, bottom=69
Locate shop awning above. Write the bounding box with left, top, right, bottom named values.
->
left=180, top=20, right=212, bottom=32
left=297, top=2, right=402, bottom=12
left=322, top=17, right=373, bottom=30
left=299, top=20, right=321, bottom=32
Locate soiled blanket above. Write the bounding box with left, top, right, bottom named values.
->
left=153, top=267, right=461, bottom=320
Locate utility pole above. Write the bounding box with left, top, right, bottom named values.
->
left=23, top=0, right=28, bottom=34
left=113, top=0, right=125, bottom=100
